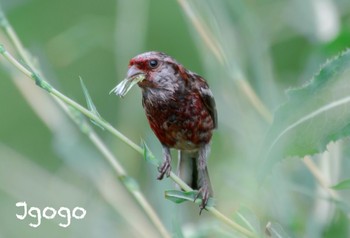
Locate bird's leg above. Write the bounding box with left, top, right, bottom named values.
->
left=157, top=146, right=172, bottom=180
left=195, top=144, right=211, bottom=213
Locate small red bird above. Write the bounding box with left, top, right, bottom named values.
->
left=111, top=52, right=217, bottom=211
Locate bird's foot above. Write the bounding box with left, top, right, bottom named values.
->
left=195, top=185, right=210, bottom=215
left=157, top=159, right=171, bottom=180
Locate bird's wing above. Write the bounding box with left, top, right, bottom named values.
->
left=192, top=73, right=218, bottom=129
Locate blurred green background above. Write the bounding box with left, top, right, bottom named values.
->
left=1, top=0, right=350, bottom=237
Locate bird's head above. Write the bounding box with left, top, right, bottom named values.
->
left=111, top=51, right=187, bottom=97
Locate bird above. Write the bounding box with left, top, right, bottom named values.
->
left=111, top=51, right=217, bottom=212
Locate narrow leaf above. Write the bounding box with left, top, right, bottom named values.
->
left=80, top=77, right=101, bottom=116
left=331, top=179, right=350, bottom=190
left=259, top=49, right=350, bottom=177
left=80, top=77, right=104, bottom=130
left=165, top=190, right=214, bottom=207
left=142, top=140, right=160, bottom=166
left=165, top=190, right=197, bottom=204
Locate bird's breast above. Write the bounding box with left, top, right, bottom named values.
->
left=142, top=90, right=214, bottom=150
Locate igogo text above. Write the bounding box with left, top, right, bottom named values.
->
left=16, top=201, right=86, bottom=228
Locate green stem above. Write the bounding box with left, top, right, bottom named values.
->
left=56, top=99, right=171, bottom=238
left=88, top=129, right=171, bottom=238
left=0, top=46, right=170, bottom=238
left=0, top=9, right=170, bottom=237
left=0, top=47, right=141, bottom=153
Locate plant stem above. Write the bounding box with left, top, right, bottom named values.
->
left=0, top=10, right=170, bottom=237
left=87, top=127, right=171, bottom=238
left=57, top=99, right=171, bottom=238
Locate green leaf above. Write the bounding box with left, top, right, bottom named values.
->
left=331, top=179, right=350, bottom=190
left=323, top=209, right=350, bottom=238
left=259, top=49, right=350, bottom=177
left=165, top=190, right=197, bottom=204
left=141, top=140, right=160, bottom=166
left=80, top=77, right=104, bottom=130
left=164, top=190, right=214, bottom=207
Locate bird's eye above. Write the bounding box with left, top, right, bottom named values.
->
left=148, top=59, right=159, bottom=68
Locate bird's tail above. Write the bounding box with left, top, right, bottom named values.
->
left=177, top=151, right=213, bottom=196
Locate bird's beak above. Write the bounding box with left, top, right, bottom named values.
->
left=126, top=65, right=143, bottom=79
left=110, top=65, right=145, bottom=97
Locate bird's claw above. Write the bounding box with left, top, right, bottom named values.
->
left=194, top=185, right=210, bottom=214
left=157, top=160, right=171, bottom=180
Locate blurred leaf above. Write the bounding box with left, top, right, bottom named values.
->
left=323, top=209, right=349, bottom=238
left=80, top=77, right=104, bottom=130
left=259, top=49, right=350, bottom=177
left=141, top=140, right=159, bottom=166
left=265, top=222, right=290, bottom=238
left=233, top=206, right=260, bottom=235
left=164, top=190, right=214, bottom=207
left=331, top=179, right=350, bottom=190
